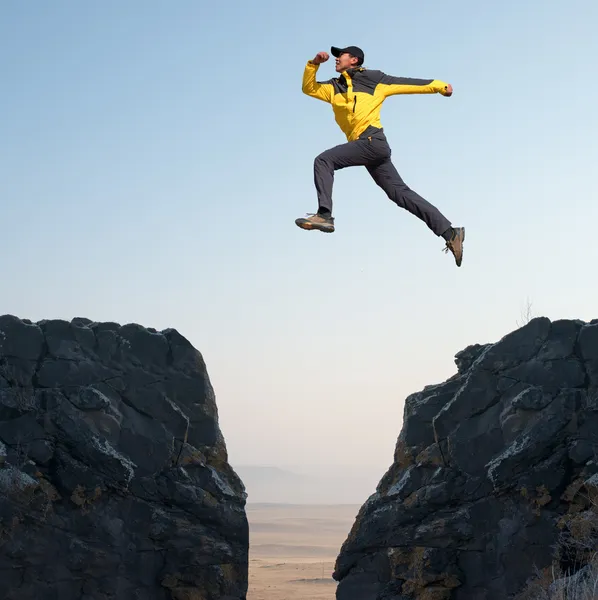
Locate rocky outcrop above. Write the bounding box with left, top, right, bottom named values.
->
left=333, top=317, right=598, bottom=600
left=0, top=315, right=248, bottom=600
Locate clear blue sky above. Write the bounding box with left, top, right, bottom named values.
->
left=1, top=0, right=597, bottom=483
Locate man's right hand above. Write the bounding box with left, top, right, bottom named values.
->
left=311, top=51, right=329, bottom=65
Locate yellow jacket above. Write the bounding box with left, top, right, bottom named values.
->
left=302, top=61, right=450, bottom=141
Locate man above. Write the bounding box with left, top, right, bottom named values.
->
left=296, top=45, right=465, bottom=266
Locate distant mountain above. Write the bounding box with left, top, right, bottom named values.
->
left=233, top=465, right=306, bottom=484
left=232, top=464, right=384, bottom=504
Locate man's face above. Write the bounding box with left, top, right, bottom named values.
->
left=335, top=52, right=359, bottom=72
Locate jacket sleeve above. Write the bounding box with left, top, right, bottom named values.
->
left=302, top=61, right=333, bottom=103
left=375, top=71, right=450, bottom=97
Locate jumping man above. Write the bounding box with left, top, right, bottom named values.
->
left=296, top=46, right=465, bottom=266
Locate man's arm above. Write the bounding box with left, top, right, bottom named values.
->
left=374, top=71, right=452, bottom=97
left=302, top=52, right=334, bottom=103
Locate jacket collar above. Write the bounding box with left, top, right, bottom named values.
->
left=339, top=66, right=365, bottom=82
left=347, top=66, right=365, bottom=75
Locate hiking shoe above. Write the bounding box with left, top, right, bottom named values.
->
left=295, top=212, right=335, bottom=233
left=443, top=227, right=465, bottom=266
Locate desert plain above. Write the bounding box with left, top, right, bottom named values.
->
left=246, top=503, right=361, bottom=600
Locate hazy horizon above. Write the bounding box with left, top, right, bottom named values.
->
left=231, top=463, right=387, bottom=505
left=2, top=1, right=597, bottom=491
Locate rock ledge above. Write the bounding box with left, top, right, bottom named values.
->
left=0, top=314, right=248, bottom=600
left=334, top=317, right=598, bottom=600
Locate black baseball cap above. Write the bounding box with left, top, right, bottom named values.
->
left=331, top=45, right=364, bottom=65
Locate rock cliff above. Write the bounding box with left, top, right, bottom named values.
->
left=333, top=317, right=598, bottom=600
left=0, top=315, right=248, bottom=600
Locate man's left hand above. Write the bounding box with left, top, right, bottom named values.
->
left=443, top=84, right=453, bottom=96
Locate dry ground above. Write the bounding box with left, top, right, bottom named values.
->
left=247, top=503, right=360, bottom=600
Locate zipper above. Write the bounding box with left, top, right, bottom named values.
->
left=353, top=96, right=357, bottom=112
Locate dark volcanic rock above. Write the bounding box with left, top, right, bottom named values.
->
left=0, top=314, right=248, bottom=600
left=333, top=317, right=598, bottom=600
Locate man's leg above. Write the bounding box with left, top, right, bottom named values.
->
left=366, top=157, right=465, bottom=265
left=296, top=139, right=375, bottom=233
left=314, top=142, right=372, bottom=214
left=366, top=158, right=451, bottom=235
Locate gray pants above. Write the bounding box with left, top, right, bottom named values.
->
left=314, top=128, right=452, bottom=236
